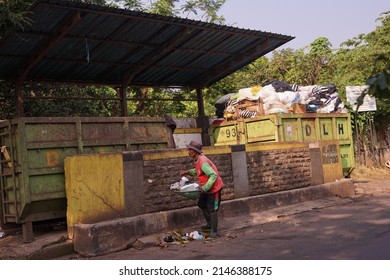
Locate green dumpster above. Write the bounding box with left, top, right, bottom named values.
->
left=0, top=117, right=174, bottom=231
left=210, top=113, right=355, bottom=177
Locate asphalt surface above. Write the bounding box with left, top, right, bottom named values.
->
left=1, top=178, right=390, bottom=260
left=65, top=179, right=390, bottom=260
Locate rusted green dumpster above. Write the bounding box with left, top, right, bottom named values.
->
left=0, top=117, right=173, bottom=234
left=210, top=113, right=355, bottom=177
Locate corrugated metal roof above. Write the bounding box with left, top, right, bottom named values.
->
left=0, top=0, right=294, bottom=88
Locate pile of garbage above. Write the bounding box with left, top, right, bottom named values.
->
left=215, top=80, right=347, bottom=120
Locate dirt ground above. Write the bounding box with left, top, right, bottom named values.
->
left=1, top=165, right=389, bottom=259
left=349, top=165, right=389, bottom=181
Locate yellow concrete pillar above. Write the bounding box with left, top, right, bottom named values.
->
left=64, top=153, right=125, bottom=239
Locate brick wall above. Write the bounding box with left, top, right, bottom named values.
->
left=142, top=150, right=234, bottom=213
left=131, top=143, right=313, bottom=215
left=247, top=148, right=312, bottom=196
left=143, top=155, right=196, bottom=212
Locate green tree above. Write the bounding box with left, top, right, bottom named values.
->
left=327, top=11, right=390, bottom=166
left=148, top=0, right=179, bottom=16
left=365, top=11, right=390, bottom=103
left=0, top=0, right=31, bottom=39
left=305, top=37, right=333, bottom=85
left=0, top=81, right=16, bottom=118
left=266, top=48, right=297, bottom=83
left=117, top=0, right=226, bottom=23
left=332, top=11, right=390, bottom=114
left=181, top=0, right=226, bottom=23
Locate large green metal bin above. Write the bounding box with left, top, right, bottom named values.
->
left=210, top=113, right=355, bottom=177
left=0, top=117, right=173, bottom=227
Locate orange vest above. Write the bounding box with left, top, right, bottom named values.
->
left=195, top=154, right=224, bottom=193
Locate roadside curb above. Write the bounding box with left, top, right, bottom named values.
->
left=72, top=179, right=355, bottom=257
left=132, top=195, right=355, bottom=251
left=0, top=231, right=71, bottom=260
left=27, top=240, right=74, bottom=260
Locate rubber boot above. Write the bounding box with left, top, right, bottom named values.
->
left=208, top=212, right=219, bottom=238
left=201, top=209, right=211, bottom=230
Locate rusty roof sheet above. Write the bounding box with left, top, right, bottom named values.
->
left=0, top=0, right=294, bottom=88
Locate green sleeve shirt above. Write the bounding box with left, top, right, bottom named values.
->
left=188, top=162, right=217, bottom=192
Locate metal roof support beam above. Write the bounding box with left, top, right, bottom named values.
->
left=18, top=11, right=82, bottom=81
left=196, top=87, right=205, bottom=117
left=118, top=86, right=128, bottom=117
left=195, top=87, right=210, bottom=146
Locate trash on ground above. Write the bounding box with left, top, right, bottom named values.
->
left=163, top=235, right=174, bottom=243
left=188, top=231, right=203, bottom=240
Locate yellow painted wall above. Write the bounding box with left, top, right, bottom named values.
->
left=64, top=153, right=125, bottom=239
left=317, top=140, right=343, bottom=183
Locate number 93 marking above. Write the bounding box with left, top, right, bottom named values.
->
left=225, top=128, right=236, bottom=138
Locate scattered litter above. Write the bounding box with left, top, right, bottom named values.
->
left=162, top=230, right=205, bottom=245
left=163, top=236, right=174, bottom=243
left=0, top=232, right=6, bottom=238
left=181, top=235, right=189, bottom=241
left=155, top=235, right=169, bottom=248
left=179, top=231, right=204, bottom=241
left=188, top=231, right=203, bottom=240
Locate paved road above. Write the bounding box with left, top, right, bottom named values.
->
left=63, top=179, right=390, bottom=260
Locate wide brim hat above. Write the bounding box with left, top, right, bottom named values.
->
left=186, top=140, right=202, bottom=154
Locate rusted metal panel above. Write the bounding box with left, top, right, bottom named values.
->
left=210, top=113, right=355, bottom=176
left=210, top=121, right=239, bottom=146
left=0, top=117, right=173, bottom=226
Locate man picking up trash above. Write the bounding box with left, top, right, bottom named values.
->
left=181, top=140, right=224, bottom=239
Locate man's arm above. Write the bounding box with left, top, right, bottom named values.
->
left=187, top=168, right=196, bottom=176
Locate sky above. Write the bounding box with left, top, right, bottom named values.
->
left=218, top=0, right=390, bottom=50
